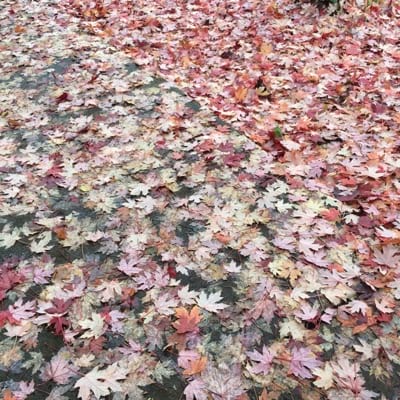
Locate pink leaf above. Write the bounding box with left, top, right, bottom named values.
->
left=14, top=381, right=35, bottom=400
left=289, top=347, right=322, bottom=379
left=183, top=378, right=208, bottom=400
left=295, top=303, right=319, bottom=321
left=40, top=354, right=78, bottom=384
left=247, top=346, right=275, bottom=375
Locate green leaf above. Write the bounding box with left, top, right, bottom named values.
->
left=273, top=125, right=283, bottom=138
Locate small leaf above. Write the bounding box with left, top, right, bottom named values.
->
left=273, top=125, right=283, bottom=138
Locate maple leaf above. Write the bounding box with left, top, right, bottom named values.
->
left=289, top=347, right=322, bottom=379
left=313, top=363, right=334, bottom=390
left=343, top=300, right=369, bottom=316
left=295, top=303, right=319, bottom=321
left=49, top=316, right=70, bottom=336
left=0, top=310, right=18, bottom=327
left=89, top=336, right=106, bottom=354
left=154, top=293, right=178, bottom=315
left=97, top=280, right=122, bottom=302
left=299, top=238, right=323, bottom=255
left=304, top=250, right=330, bottom=268
left=372, top=245, right=400, bottom=267
left=331, top=357, right=378, bottom=399
left=117, top=257, right=141, bottom=276
left=353, top=339, right=374, bottom=361
left=9, top=299, right=35, bottom=321
left=183, top=356, right=207, bottom=376
left=30, top=231, right=53, bottom=253
left=79, top=313, right=105, bottom=338
left=224, top=260, right=241, bottom=273
left=14, top=380, right=35, bottom=400
left=375, top=296, right=395, bottom=314
left=321, top=208, right=341, bottom=222
left=183, top=378, right=208, bottom=400
left=247, top=346, right=275, bottom=375
left=40, top=354, right=78, bottom=384
left=172, top=306, right=202, bottom=334
left=178, top=350, right=200, bottom=369
left=2, top=389, right=16, bottom=400
left=197, top=291, right=228, bottom=313
left=0, top=225, right=21, bottom=248
left=177, top=286, right=199, bottom=305
left=74, top=363, right=128, bottom=400
left=45, top=299, right=73, bottom=315
left=272, top=236, right=296, bottom=251
left=0, top=270, right=25, bottom=301
left=280, top=320, right=306, bottom=341
left=32, top=266, right=52, bottom=284
left=375, top=227, right=400, bottom=244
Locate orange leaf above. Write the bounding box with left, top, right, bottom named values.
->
left=259, top=42, right=273, bottom=55
left=14, top=25, right=26, bottom=33
left=182, top=56, right=191, bottom=67
left=183, top=356, right=207, bottom=375
left=321, top=208, right=341, bottom=222
left=328, top=263, right=344, bottom=273
left=2, top=389, right=16, bottom=400
left=53, top=226, right=67, bottom=240
left=172, top=306, right=202, bottom=334
left=249, top=133, right=267, bottom=145
left=214, top=232, right=231, bottom=245
left=234, top=87, right=248, bottom=102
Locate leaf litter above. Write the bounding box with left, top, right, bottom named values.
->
left=1, top=0, right=400, bottom=399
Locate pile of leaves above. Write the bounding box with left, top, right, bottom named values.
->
left=1, top=0, right=400, bottom=399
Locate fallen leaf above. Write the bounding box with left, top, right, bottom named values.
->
left=183, top=356, right=207, bottom=376
left=172, top=306, right=202, bottom=334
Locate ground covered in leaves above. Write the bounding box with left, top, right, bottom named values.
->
left=1, top=0, right=400, bottom=399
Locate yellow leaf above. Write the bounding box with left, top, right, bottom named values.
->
left=279, top=319, right=305, bottom=341
left=79, top=184, right=92, bottom=192
left=259, top=42, right=273, bottom=55
left=269, top=255, right=294, bottom=279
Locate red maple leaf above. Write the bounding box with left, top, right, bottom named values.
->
left=0, top=270, right=24, bottom=301
left=0, top=310, right=19, bottom=327
left=89, top=336, right=106, bottom=354
left=45, top=298, right=73, bottom=314
left=223, top=153, right=245, bottom=167
left=321, top=208, right=341, bottom=222
left=49, top=316, right=70, bottom=336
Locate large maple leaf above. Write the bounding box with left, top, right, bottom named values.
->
left=197, top=291, right=228, bottom=313
left=40, top=354, right=78, bottom=384
left=289, top=347, right=322, bottom=379
left=184, top=378, right=208, bottom=400
left=172, top=306, right=202, bottom=334
left=246, top=346, right=275, bottom=375
left=74, top=363, right=128, bottom=400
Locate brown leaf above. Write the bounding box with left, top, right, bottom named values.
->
left=53, top=226, right=67, bottom=240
